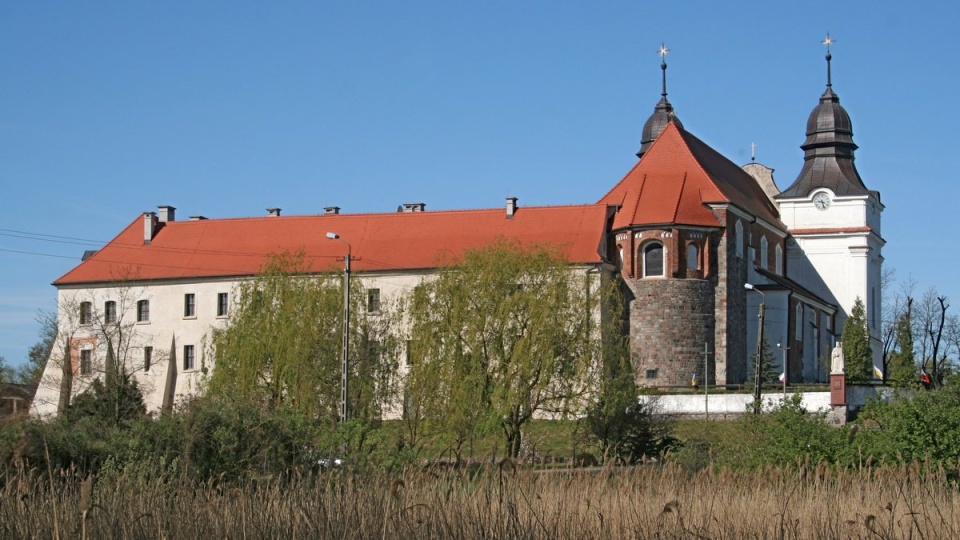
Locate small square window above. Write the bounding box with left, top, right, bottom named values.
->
left=79, top=302, right=93, bottom=325
left=137, top=300, right=150, bottom=322
left=645, top=369, right=658, bottom=380
left=80, top=349, right=93, bottom=376
left=217, top=293, right=229, bottom=317
left=144, top=346, right=153, bottom=372
left=367, top=289, right=381, bottom=314
left=183, top=345, right=195, bottom=371
left=104, top=301, right=117, bottom=324
left=184, top=293, right=196, bottom=317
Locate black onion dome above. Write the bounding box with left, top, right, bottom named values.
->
left=803, top=87, right=855, bottom=149
left=637, top=97, right=682, bottom=158
left=778, top=50, right=874, bottom=200
left=637, top=54, right=682, bottom=159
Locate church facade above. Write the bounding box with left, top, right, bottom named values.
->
left=32, top=47, right=882, bottom=416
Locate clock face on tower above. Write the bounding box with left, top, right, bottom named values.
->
left=813, top=192, right=831, bottom=210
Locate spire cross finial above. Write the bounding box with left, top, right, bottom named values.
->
left=750, top=142, right=756, bottom=162
left=658, top=43, right=669, bottom=98
left=822, top=33, right=834, bottom=87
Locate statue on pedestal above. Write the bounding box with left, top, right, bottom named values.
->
left=830, top=342, right=845, bottom=375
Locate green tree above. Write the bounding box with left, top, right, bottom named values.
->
left=207, top=252, right=399, bottom=422
left=747, top=338, right=780, bottom=386
left=405, top=240, right=598, bottom=459
left=857, top=381, right=960, bottom=465
left=66, top=375, right=147, bottom=427
left=887, top=298, right=917, bottom=387
left=842, top=297, right=873, bottom=381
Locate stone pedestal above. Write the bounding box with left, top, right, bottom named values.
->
left=830, top=372, right=846, bottom=406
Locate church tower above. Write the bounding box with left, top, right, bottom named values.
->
left=777, top=37, right=884, bottom=369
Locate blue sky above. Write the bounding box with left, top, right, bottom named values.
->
left=1, top=2, right=955, bottom=368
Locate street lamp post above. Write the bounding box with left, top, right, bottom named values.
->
left=326, top=232, right=351, bottom=423
left=745, top=283, right=765, bottom=414
left=777, top=342, right=790, bottom=400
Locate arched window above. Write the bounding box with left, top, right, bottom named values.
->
left=775, top=244, right=783, bottom=275
left=760, top=236, right=768, bottom=269
left=795, top=303, right=803, bottom=341
left=686, top=243, right=699, bottom=271
left=642, top=242, right=664, bottom=277
left=735, top=221, right=744, bottom=258
left=618, top=245, right=624, bottom=268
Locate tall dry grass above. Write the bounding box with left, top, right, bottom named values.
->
left=2, top=461, right=959, bottom=539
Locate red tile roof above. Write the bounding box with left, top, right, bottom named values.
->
left=598, top=122, right=783, bottom=230
left=54, top=205, right=609, bottom=285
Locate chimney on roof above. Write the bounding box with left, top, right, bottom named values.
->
left=267, top=207, right=281, bottom=217
left=402, top=202, right=426, bottom=213
left=189, top=215, right=207, bottom=221
left=323, top=206, right=341, bottom=215
left=506, top=196, right=518, bottom=219
left=157, top=205, right=176, bottom=223
left=143, top=211, right=158, bottom=244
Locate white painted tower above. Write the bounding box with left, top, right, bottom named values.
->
left=777, top=39, right=884, bottom=369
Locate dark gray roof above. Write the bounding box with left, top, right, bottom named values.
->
left=778, top=80, right=876, bottom=200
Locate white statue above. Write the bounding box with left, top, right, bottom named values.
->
left=830, top=342, right=844, bottom=374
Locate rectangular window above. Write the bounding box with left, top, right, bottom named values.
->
left=137, top=300, right=150, bottom=322
left=79, top=302, right=92, bottom=325
left=80, top=349, right=92, bottom=376
left=144, top=346, right=153, bottom=372
left=645, top=369, right=658, bottom=379
left=217, top=293, right=229, bottom=317
left=367, top=288, right=381, bottom=314
left=183, top=345, right=195, bottom=371
left=104, top=301, right=117, bottom=324
left=184, top=293, right=196, bottom=317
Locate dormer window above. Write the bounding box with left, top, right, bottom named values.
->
left=642, top=242, right=664, bottom=277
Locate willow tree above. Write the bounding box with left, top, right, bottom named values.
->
left=207, top=252, right=399, bottom=421
left=405, top=240, right=600, bottom=459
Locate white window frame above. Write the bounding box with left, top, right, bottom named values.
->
left=183, top=345, right=196, bottom=371
left=217, top=293, right=229, bottom=317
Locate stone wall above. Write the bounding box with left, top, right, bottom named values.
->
left=627, top=278, right=715, bottom=387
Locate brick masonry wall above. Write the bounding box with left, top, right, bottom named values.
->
left=715, top=212, right=748, bottom=385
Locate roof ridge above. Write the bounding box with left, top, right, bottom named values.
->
left=166, top=202, right=608, bottom=223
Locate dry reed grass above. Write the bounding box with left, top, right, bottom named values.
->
left=2, top=461, right=958, bottom=539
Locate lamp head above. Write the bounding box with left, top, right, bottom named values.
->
left=744, top=283, right=755, bottom=291
left=326, top=232, right=339, bottom=240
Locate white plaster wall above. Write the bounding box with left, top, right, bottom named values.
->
left=639, top=391, right=832, bottom=416
left=33, top=278, right=236, bottom=416
left=779, top=192, right=872, bottom=231
left=781, top=191, right=883, bottom=370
